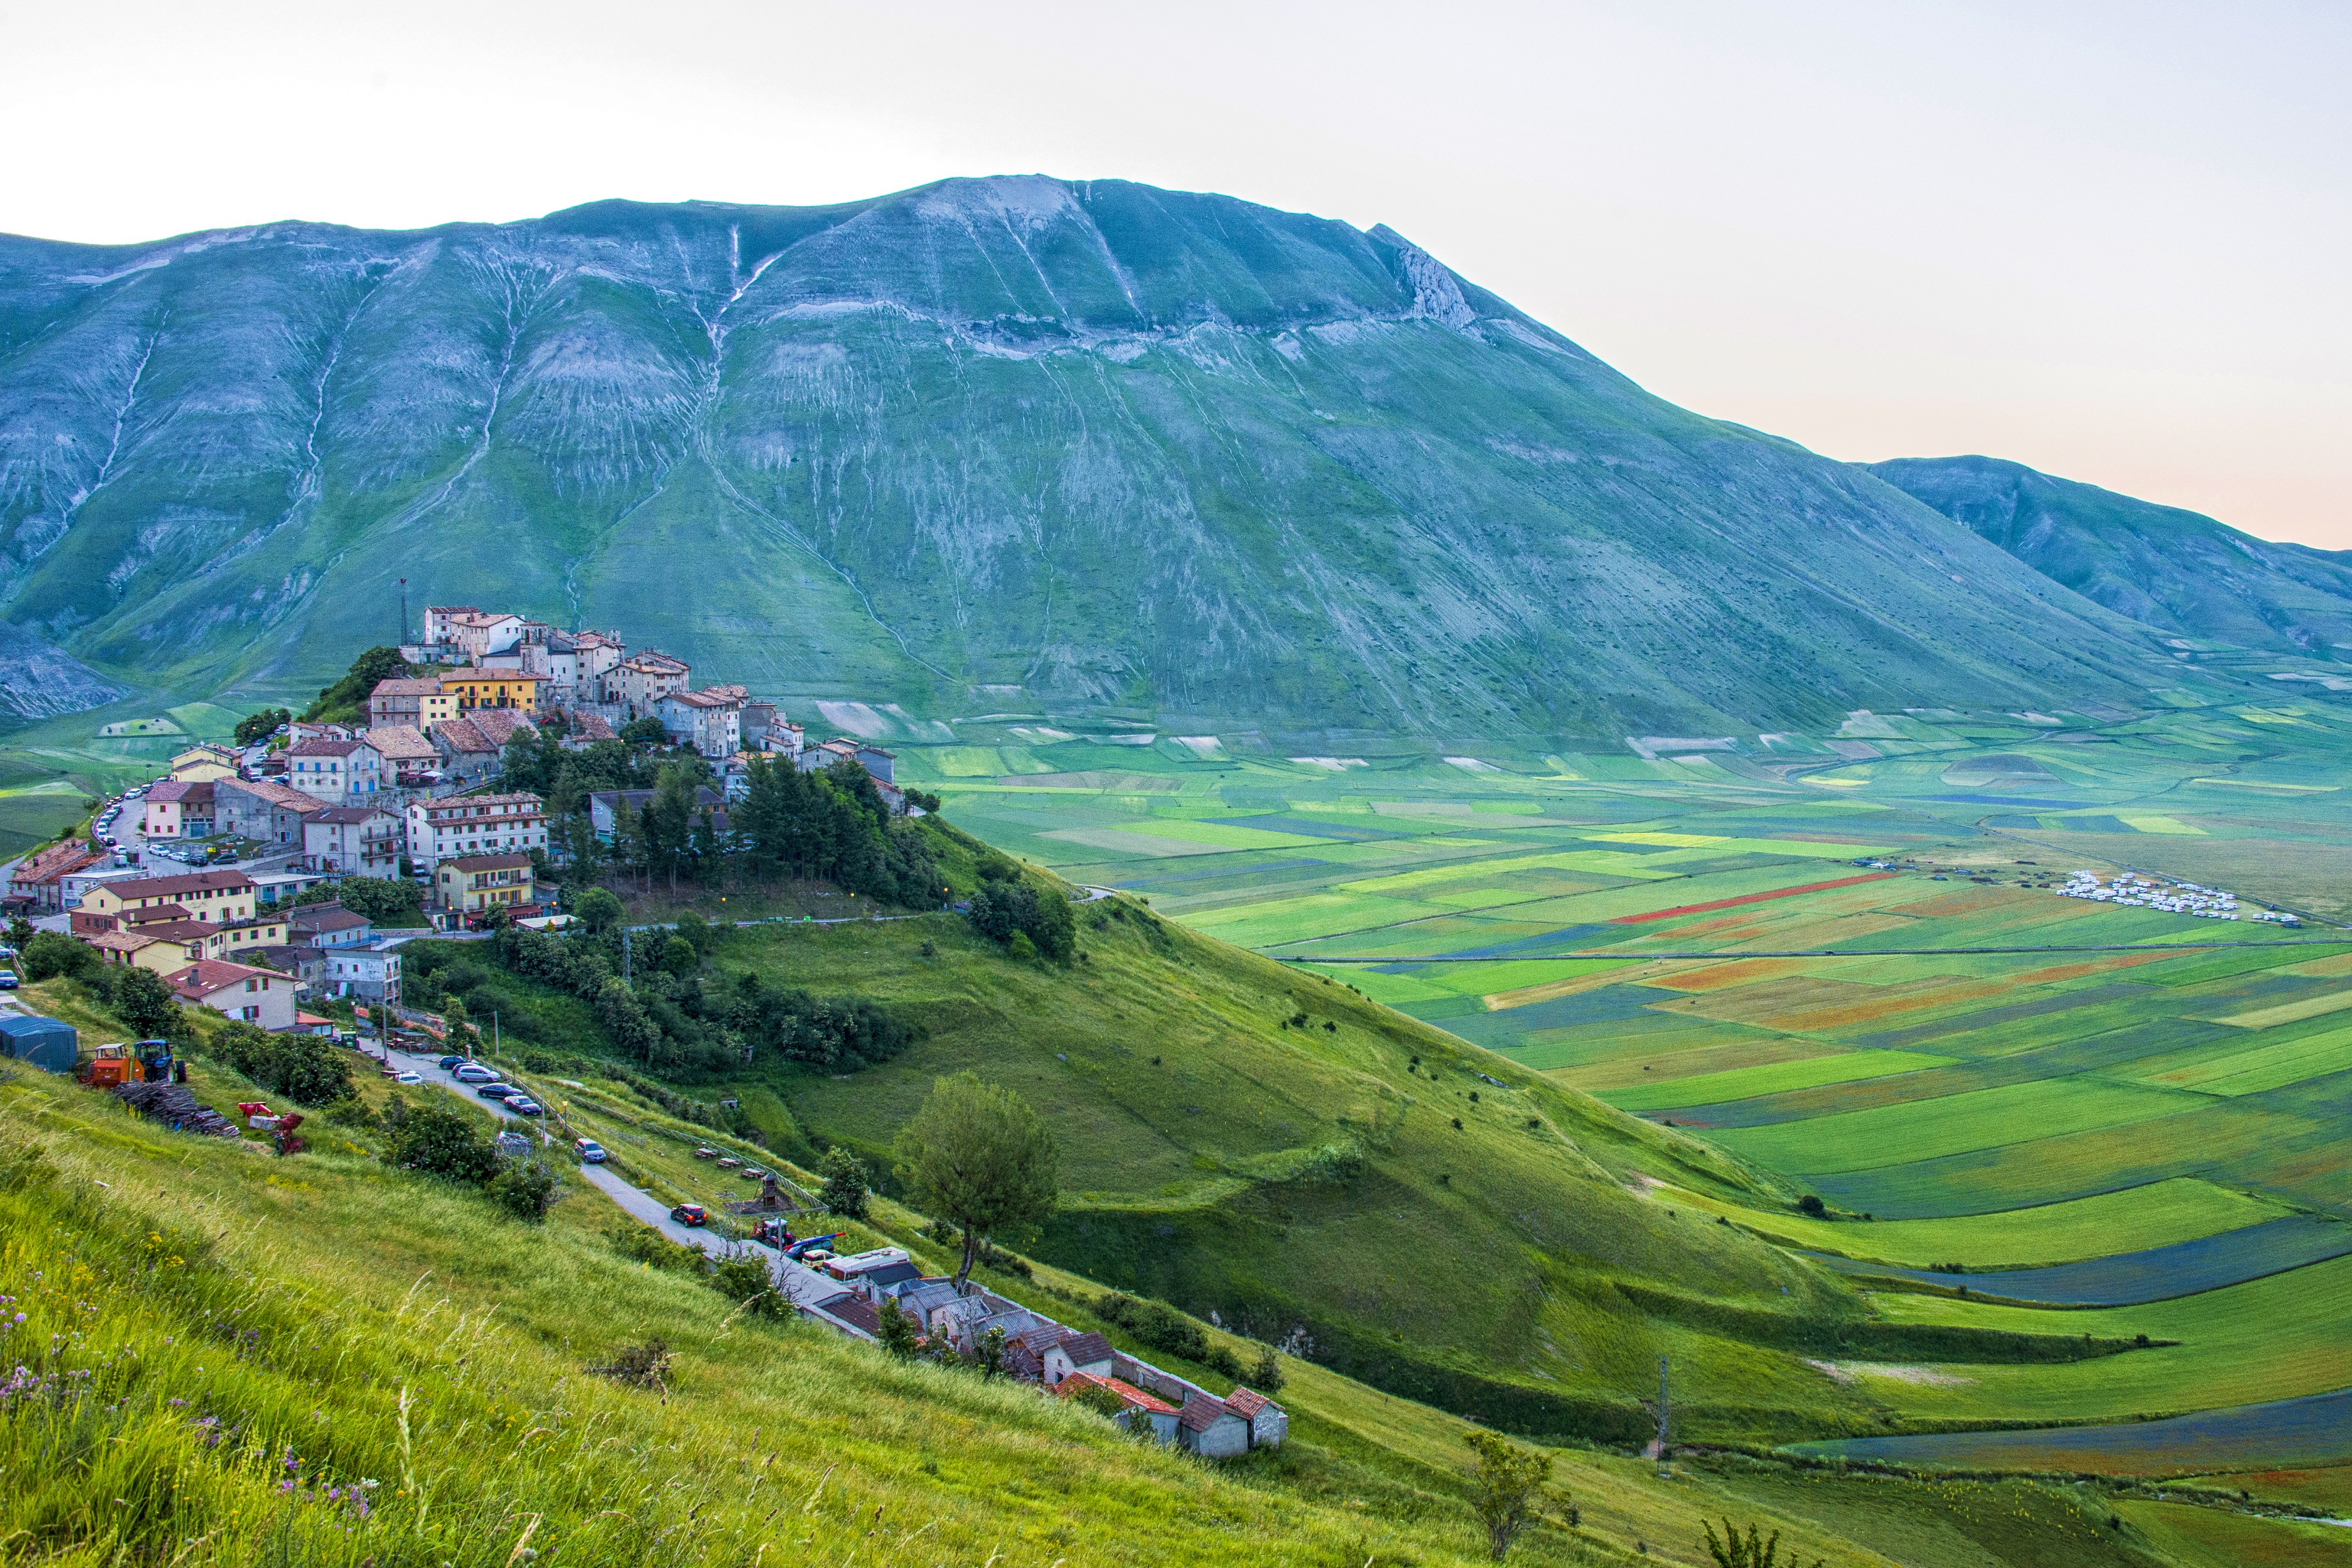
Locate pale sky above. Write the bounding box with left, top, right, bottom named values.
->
left=6, top=1, right=2345, bottom=546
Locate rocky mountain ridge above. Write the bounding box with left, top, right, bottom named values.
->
left=0, top=177, right=2199, bottom=735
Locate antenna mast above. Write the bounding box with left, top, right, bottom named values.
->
left=1655, top=1357, right=1671, bottom=1477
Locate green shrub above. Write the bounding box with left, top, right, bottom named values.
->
left=607, top=1223, right=703, bottom=1271
left=710, top=1253, right=788, bottom=1318
left=1095, top=1291, right=1207, bottom=1362
left=380, top=1093, right=500, bottom=1185
left=20, top=931, right=96, bottom=983
left=820, top=1147, right=870, bottom=1219
left=205, top=1022, right=354, bottom=1107
left=486, top=1161, right=557, bottom=1223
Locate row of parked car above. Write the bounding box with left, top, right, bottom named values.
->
left=436, top=1054, right=546, bottom=1117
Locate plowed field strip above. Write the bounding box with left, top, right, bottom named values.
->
left=1610, top=872, right=1896, bottom=923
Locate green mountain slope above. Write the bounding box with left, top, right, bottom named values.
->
left=1, top=977, right=2202, bottom=1568
left=0, top=179, right=2182, bottom=738
left=1871, top=455, right=2352, bottom=660
left=412, top=865, right=2144, bottom=1447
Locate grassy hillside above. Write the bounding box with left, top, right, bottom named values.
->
left=407, top=852, right=2159, bottom=1449
left=6, top=977, right=2309, bottom=1568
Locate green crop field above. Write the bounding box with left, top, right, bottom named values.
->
left=1597, top=1048, right=1959, bottom=1111
left=1713, top=1079, right=2204, bottom=1174
left=1855, top=1253, right=2352, bottom=1421
left=1658, top=1177, right=2289, bottom=1268
left=872, top=700, right=2352, bottom=1477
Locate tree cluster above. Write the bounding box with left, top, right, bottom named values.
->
left=205, top=1021, right=355, bottom=1108
left=963, top=858, right=1075, bottom=960
left=233, top=708, right=291, bottom=746
left=428, top=921, right=915, bottom=1084
left=301, top=646, right=417, bottom=726
left=375, top=1091, right=553, bottom=1220
left=295, top=876, right=425, bottom=926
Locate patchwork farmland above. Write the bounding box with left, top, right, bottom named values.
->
left=902, top=690, right=2352, bottom=1490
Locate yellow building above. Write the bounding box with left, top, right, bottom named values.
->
left=437, top=852, right=534, bottom=918
left=79, top=870, right=259, bottom=925
left=439, top=671, right=543, bottom=714
left=168, top=743, right=239, bottom=784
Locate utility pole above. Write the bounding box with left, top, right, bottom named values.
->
left=399, top=578, right=409, bottom=645
left=621, top=929, right=631, bottom=985
left=1655, top=1357, right=1671, bottom=1478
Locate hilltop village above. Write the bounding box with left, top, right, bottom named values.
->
left=0, top=603, right=1294, bottom=1459
left=2, top=604, right=914, bottom=1006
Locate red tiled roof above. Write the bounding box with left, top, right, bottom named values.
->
left=446, top=852, right=532, bottom=873
left=433, top=718, right=496, bottom=755
left=1222, top=1386, right=1274, bottom=1418
left=813, top=1292, right=881, bottom=1336
left=288, top=739, right=368, bottom=758
left=144, top=779, right=213, bottom=804
left=222, top=779, right=319, bottom=812
left=14, top=841, right=101, bottom=883
left=370, top=677, right=448, bottom=698
left=109, top=870, right=255, bottom=901
left=469, top=709, right=538, bottom=747
left=366, top=724, right=437, bottom=760
left=1177, top=1393, right=1241, bottom=1433
left=164, top=959, right=282, bottom=998
left=1054, top=1372, right=1176, bottom=1414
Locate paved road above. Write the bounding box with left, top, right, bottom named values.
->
left=373, top=1041, right=864, bottom=1330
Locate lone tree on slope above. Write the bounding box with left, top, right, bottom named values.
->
left=1465, top=1430, right=1553, bottom=1561
left=893, top=1072, right=1058, bottom=1292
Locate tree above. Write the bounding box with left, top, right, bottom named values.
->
left=380, top=1094, right=501, bottom=1184
left=1249, top=1348, right=1286, bottom=1396
left=113, top=966, right=182, bottom=1038
left=662, top=935, right=698, bottom=977
left=1702, top=1519, right=1822, bottom=1568
left=324, top=875, right=426, bottom=926
left=5, top=916, right=32, bottom=952
left=1796, top=1194, right=1827, bottom=1218
left=711, top=1252, right=788, bottom=1318
left=206, top=1022, right=354, bottom=1106
left=302, top=646, right=414, bottom=724
left=20, top=931, right=98, bottom=983
left=876, top=1294, right=920, bottom=1358
left=574, top=886, right=624, bottom=933
left=893, top=1074, right=1059, bottom=1291
left=619, top=715, right=668, bottom=747
left=486, top=1160, right=557, bottom=1223
left=234, top=707, right=292, bottom=746
left=820, top=1147, right=870, bottom=1219
left=1465, top=1430, right=1552, bottom=1561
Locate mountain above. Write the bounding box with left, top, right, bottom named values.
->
left=1872, top=455, right=2352, bottom=660
left=0, top=620, right=123, bottom=722
left=1, top=178, right=2178, bottom=738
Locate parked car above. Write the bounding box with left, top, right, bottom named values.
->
left=454, top=1065, right=496, bottom=1083
left=506, top=1098, right=543, bottom=1116
left=669, top=1203, right=708, bottom=1227
left=0, top=973, right=19, bottom=991
left=574, top=1138, right=608, bottom=1163
left=393, top=1072, right=423, bottom=1085
left=436, top=1055, right=465, bottom=1071
left=475, top=1082, right=517, bottom=1100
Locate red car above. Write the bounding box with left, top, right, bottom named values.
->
left=669, top=1203, right=708, bottom=1227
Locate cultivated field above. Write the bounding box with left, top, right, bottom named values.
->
left=898, top=694, right=2352, bottom=1475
